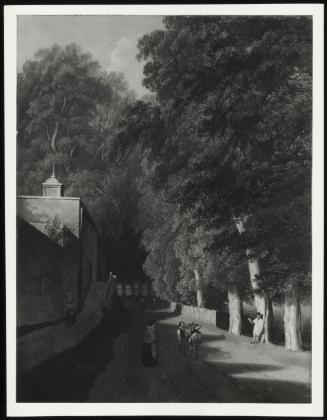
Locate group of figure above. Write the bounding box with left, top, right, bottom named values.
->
left=141, top=312, right=263, bottom=368
left=141, top=318, right=203, bottom=367
left=177, top=321, right=202, bottom=359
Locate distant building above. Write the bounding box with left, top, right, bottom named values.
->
left=133, top=282, right=140, bottom=296
left=116, top=279, right=153, bottom=298
left=17, top=173, right=107, bottom=327
left=117, top=283, right=123, bottom=297
left=125, top=284, right=132, bottom=296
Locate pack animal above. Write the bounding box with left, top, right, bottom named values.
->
left=188, top=324, right=202, bottom=360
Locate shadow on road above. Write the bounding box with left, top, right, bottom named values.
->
left=17, top=297, right=132, bottom=402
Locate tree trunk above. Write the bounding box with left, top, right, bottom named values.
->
left=194, top=269, right=204, bottom=308
left=284, top=283, right=302, bottom=351
left=254, top=289, right=273, bottom=344
left=235, top=216, right=273, bottom=343
left=228, top=287, right=243, bottom=335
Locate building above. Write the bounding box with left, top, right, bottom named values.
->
left=116, top=279, right=153, bottom=298
left=17, top=173, right=108, bottom=328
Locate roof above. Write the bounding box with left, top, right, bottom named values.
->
left=42, top=175, right=63, bottom=186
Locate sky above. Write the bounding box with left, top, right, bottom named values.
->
left=17, top=15, right=164, bottom=97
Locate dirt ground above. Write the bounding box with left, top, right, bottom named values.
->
left=18, top=299, right=311, bottom=403
left=87, top=304, right=311, bottom=403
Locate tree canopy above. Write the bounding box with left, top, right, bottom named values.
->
left=136, top=16, right=312, bottom=304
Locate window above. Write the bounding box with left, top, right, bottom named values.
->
left=141, top=284, right=148, bottom=296
left=117, top=284, right=123, bottom=296
left=125, top=284, right=132, bottom=296
left=134, top=283, right=140, bottom=296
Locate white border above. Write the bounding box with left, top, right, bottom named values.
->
left=5, top=4, right=324, bottom=417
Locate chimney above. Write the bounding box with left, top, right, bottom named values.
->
left=42, top=172, right=64, bottom=197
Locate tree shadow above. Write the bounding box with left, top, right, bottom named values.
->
left=202, top=360, right=311, bottom=403
left=205, top=361, right=282, bottom=375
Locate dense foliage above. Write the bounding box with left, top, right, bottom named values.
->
left=136, top=16, right=312, bottom=306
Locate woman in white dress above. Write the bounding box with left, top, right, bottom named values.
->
left=248, top=312, right=264, bottom=343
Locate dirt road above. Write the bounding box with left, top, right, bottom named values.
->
left=87, top=306, right=311, bottom=403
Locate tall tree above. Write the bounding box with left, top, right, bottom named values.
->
left=17, top=44, right=113, bottom=193
left=138, top=16, right=312, bottom=346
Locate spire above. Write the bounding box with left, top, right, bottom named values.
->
left=51, top=157, right=55, bottom=178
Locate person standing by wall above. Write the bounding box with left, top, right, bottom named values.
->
left=64, top=292, right=76, bottom=327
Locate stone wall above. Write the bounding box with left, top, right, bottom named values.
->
left=17, top=218, right=65, bottom=326
left=17, top=304, right=103, bottom=374
left=17, top=280, right=112, bottom=374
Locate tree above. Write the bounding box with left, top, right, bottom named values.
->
left=17, top=44, right=113, bottom=193
left=139, top=186, right=183, bottom=302
left=253, top=71, right=312, bottom=350
left=137, top=16, right=312, bottom=346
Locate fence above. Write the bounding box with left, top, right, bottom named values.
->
left=170, top=302, right=217, bottom=325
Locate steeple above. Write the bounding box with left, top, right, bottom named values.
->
left=42, top=168, right=64, bottom=197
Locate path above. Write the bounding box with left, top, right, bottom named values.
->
left=87, top=305, right=311, bottom=403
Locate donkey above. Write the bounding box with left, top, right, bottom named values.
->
left=188, top=323, right=202, bottom=360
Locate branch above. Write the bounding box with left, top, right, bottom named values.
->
left=61, top=96, right=66, bottom=113
left=70, top=143, right=78, bottom=157
left=43, top=122, right=51, bottom=144
left=96, top=187, right=105, bottom=196
left=51, top=121, right=59, bottom=153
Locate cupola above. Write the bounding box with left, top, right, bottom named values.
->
left=42, top=169, right=64, bottom=197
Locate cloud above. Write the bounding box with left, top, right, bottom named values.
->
left=108, top=33, right=149, bottom=98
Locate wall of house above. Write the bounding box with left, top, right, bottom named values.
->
left=80, top=206, right=98, bottom=309
left=17, top=196, right=81, bottom=238
left=61, top=231, right=80, bottom=304
left=97, top=244, right=107, bottom=283
left=17, top=195, right=106, bottom=315
left=17, top=218, right=65, bottom=326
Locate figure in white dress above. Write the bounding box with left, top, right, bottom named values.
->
left=248, top=312, right=264, bottom=344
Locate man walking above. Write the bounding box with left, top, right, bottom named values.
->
left=177, top=321, right=186, bottom=355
